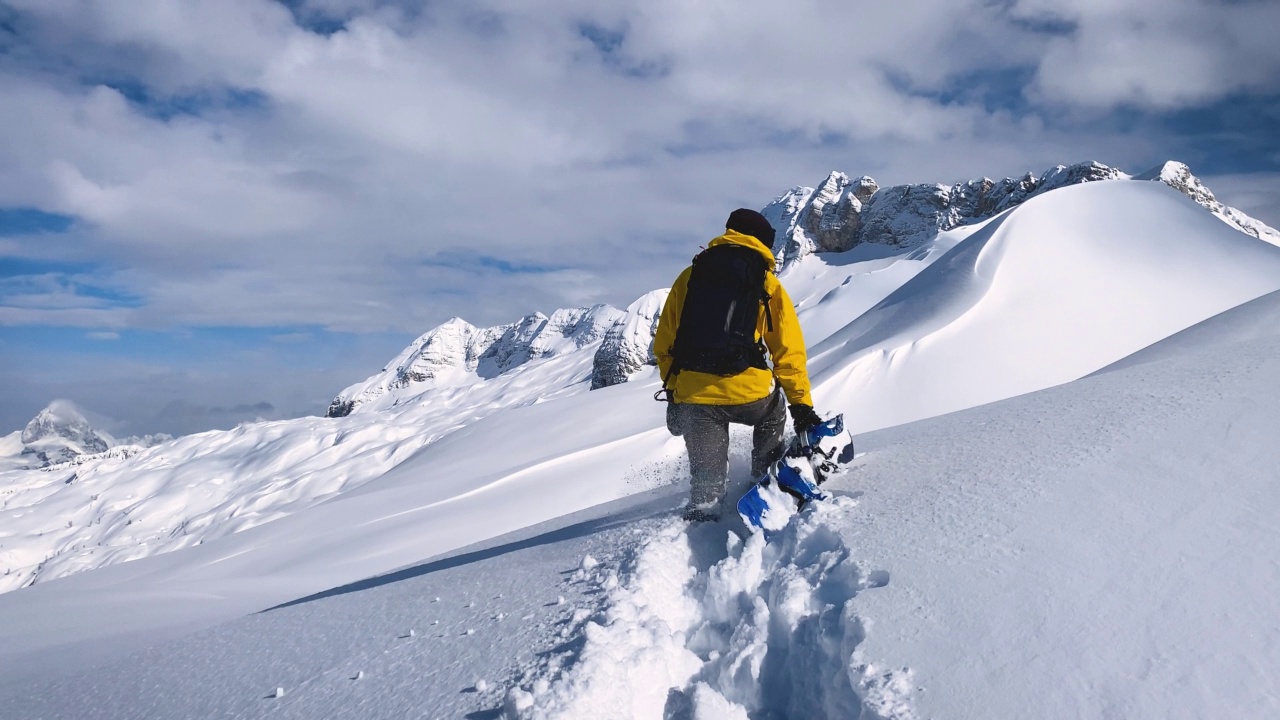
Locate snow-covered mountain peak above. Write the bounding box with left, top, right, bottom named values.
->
left=1135, top=161, right=1280, bottom=246
left=763, top=159, right=1280, bottom=268
left=328, top=303, right=625, bottom=417
left=18, top=400, right=113, bottom=467
left=1136, top=161, right=1213, bottom=201
left=591, top=289, right=671, bottom=390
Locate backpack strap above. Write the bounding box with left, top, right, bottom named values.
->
left=762, top=288, right=774, bottom=333
left=655, top=364, right=679, bottom=403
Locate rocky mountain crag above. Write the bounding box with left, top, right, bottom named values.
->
left=1134, top=161, right=1280, bottom=246
left=590, top=289, right=670, bottom=390
left=766, top=161, right=1129, bottom=267
left=19, top=401, right=112, bottom=466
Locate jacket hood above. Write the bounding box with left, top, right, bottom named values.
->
left=708, top=229, right=777, bottom=267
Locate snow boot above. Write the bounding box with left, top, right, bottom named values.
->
left=681, top=499, right=722, bottom=523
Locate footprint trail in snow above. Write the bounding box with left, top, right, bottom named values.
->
left=505, top=497, right=915, bottom=719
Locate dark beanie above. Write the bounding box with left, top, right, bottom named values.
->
left=725, top=208, right=776, bottom=250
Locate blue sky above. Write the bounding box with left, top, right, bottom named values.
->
left=1, top=0, right=1278, bottom=435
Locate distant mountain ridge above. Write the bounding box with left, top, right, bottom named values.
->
left=4, top=400, right=173, bottom=469
left=6, top=158, right=1280, bottom=600
left=326, top=160, right=1280, bottom=411
left=765, top=160, right=1280, bottom=268
left=328, top=305, right=625, bottom=417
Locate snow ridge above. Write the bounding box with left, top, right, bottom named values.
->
left=1135, top=161, right=1280, bottom=246
left=506, top=499, right=913, bottom=720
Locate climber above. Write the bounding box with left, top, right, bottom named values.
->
left=654, top=208, right=821, bottom=521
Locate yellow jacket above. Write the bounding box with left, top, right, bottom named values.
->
left=654, top=230, right=813, bottom=407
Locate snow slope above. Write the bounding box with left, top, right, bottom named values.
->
left=0, top=430, right=29, bottom=472
left=808, top=179, right=1280, bottom=433
left=4, top=264, right=1280, bottom=719
left=835, top=289, right=1280, bottom=719
left=0, top=343, right=619, bottom=594
left=1096, top=287, right=1280, bottom=374
left=3, top=174, right=1279, bottom=600
left=3, top=169, right=1280, bottom=718
left=0, top=224, right=964, bottom=595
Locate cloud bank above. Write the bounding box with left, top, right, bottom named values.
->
left=1, top=0, right=1277, bottom=433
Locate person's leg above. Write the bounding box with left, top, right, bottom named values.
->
left=749, top=387, right=787, bottom=477
left=678, top=403, right=731, bottom=510
left=718, top=387, right=786, bottom=478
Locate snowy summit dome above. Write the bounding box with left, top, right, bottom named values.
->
left=20, top=400, right=113, bottom=466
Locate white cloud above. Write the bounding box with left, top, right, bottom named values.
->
left=0, top=0, right=1274, bottom=435
left=0, top=0, right=1274, bottom=336
left=1020, top=0, right=1280, bottom=109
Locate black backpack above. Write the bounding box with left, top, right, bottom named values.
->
left=666, top=244, right=774, bottom=386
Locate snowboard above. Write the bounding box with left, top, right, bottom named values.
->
left=737, top=414, right=855, bottom=533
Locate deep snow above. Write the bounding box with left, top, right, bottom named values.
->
left=806, top=180, right=1280, bottom=433
left=5, top=287, right=1279, bottom=719
left=3, top=176, right=1280, bottom=718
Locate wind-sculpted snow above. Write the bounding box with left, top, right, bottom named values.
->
left=506, top=500, right=912, bottom=720
left=1096, top=288, right=1280, bottom=374
left=7, top=261, right=1280, bottom=717
left=808, top=179, right=1280, bottom=434
left=7, top=164, right=1280, bottom=597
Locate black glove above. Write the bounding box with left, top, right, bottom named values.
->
left=789, top=403, right=822, bottom=434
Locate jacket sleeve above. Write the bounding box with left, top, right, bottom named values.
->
left=763, top=278, right=814, bottom=407
left=653, top=268, right=691, bottom=381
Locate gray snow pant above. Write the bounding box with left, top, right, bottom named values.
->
left=666, top=387, right=787, bottom=507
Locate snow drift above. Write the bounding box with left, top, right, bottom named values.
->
left=807, top=179, right=1280, bottom=433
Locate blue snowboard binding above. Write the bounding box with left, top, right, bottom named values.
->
left=737, top=414, right=855, bottom=533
